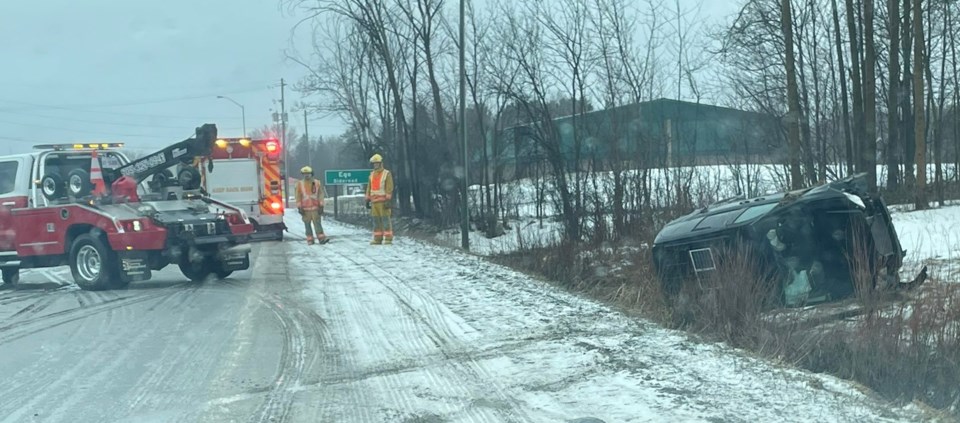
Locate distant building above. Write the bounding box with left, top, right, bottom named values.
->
left=492, top=98, right=786, bottom=180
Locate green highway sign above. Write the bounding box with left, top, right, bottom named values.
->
left=325, top=169, right=371, bottom=185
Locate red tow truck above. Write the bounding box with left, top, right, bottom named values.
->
left=0, top=124, right=255, bottom=290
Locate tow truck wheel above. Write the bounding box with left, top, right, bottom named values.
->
left=1, top=268, right=19, bottom=288
left=40, top=174, right=65, bottom=200
left=69, top=234, right=117, bottom=291
left=214, top=268, right=233, bottom=280
left=179, top=258, right=212, bottom=283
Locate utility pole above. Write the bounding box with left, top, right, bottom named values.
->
left=280, top=78, right=289, bottom=208
left=304, top=109, right=311, bottom=167
left=459, top=0, right=469, bottom=251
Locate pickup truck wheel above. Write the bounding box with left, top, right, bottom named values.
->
left=1, top=268, right=19, bottom=288
left=69, top=234, right=116, bottom=291
left=179, top=258, right=212, bottom=282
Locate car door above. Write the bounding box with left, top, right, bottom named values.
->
left=0, top=158, right=28, bottom=252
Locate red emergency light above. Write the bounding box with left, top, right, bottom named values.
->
left=264, top=140, right=280, bottom=161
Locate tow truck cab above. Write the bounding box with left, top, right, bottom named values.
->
left=0, top=128, right=255, bottom=290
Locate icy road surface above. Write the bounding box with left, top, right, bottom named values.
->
left=0, top=217, right=925, bottom=422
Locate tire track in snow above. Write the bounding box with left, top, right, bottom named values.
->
left=250, top=293, right=306, bottom=423
left=310, top=265, right=391, bottom=422
left=289, top=219, right=522, bottom=421
left=0, top=286, right=192, bottom=422
left=0, top=289, right=180, bottom=345
left=120, top=286, right=211, bottom=414
left=285, top=224, right=435, bottom=422
left=311, top=227, right=528, bottom=422
left=39, top=287, right=207, bottom=423
left=331, top=271, right=428, bottom=421
left=4, top=295, right=58, bottom=322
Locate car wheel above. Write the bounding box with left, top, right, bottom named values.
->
left=70, top=234, right=117, bottom=291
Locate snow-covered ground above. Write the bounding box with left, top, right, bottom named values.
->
left=891, top=205, right=960, bottom=282
left=468, top=163, right=959, bottom=221
left=290, top=213, right=929, bottom=421
left=436, top=163, right=960, bottom=263
left=441, top=201, right=960, bottom=286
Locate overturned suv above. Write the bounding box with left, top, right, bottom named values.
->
left=652, top=173, right=923, bottom=307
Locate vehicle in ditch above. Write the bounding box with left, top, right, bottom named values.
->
left=651, top=173, right=925, bottom=307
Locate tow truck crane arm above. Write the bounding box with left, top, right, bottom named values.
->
left=102, top=124, right=218, bottom=186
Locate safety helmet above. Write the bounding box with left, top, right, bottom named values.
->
left=300, top=166, right=313, bottom=174
left=369, top=154, right=383, bottom=163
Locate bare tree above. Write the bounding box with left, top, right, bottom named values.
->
left=886, top=0, right=901, bottom=191
left=827, top=0, right=855, bottom=176
left=495, top=4, right=579, bottom=242
left=535, top=0, right=594, bottom=230
left=912, top=0, right=927, bottom=209
left=863, top=0, right=879, bottom=192
left=844, top=0, right=866, bottom=175
left=783, top=0, right=805, bottom=189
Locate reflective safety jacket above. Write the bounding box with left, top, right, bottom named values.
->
left=366, top=168, right=394, bottom=203
left=296, top=179, right=324, bottom=211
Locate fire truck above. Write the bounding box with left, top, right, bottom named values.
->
left=195, top=137, right=286, bottom=241
left=0, top=124, right=255, bottom=290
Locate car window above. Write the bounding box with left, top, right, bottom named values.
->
left=693, top=209, right=742, bottom=230
left=733, top=203, right=778, bottom=224
left=0, top=161, right=19, bottom=196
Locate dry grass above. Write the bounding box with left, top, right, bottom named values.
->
left=494, top=225, right=960, bottom=415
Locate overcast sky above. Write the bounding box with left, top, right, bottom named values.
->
left=0, top=0, right=740, bottom=156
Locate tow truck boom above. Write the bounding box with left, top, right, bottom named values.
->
left=103, top=124, right=217, bottom=186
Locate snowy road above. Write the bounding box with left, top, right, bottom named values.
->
left=0, top=216, right=926, bottom=422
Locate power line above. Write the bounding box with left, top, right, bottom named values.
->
left=0, top=86, right=270, bottom=110
left=0, top=117, right=241, bottom=140
left=0, top=106, right=244, bottom=121
left=0, top=109, right=221, bottom=130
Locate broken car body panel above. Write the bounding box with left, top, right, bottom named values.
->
left=652, top=173, right=907, bottom=307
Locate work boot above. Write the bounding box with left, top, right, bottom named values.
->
left=306, top=236, right=315, bottom=245
left=317, top=234, right=329, bottom=245
left=383, top=231, right=393, bottom=245
left=371, top=236, right=383, bottom=245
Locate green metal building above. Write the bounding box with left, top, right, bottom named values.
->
left=495, top=98, right=785, bottom=179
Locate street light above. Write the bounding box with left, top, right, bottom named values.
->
left=216, top=95, right=246, bottom=137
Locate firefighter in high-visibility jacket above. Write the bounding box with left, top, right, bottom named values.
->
left=365, top=154, right=394, bottom=245
left=296, top=166, right=328, bottom=245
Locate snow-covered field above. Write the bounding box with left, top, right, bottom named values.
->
left=891, top=205, right=960, bottom=282
left=433, top=163, right=960, bottom=264
left=288, top=215, right=930, bottom=422
left=468, top=163, right=960, bottom=221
